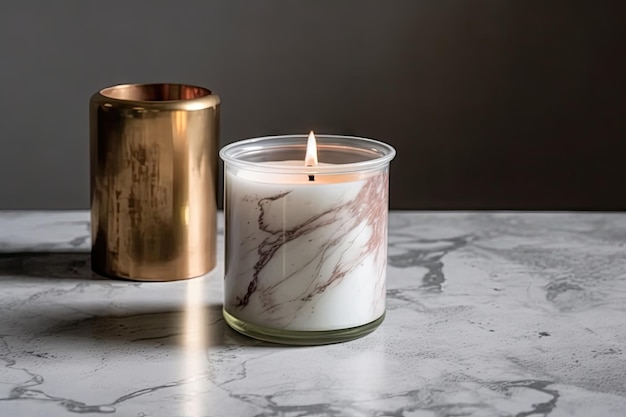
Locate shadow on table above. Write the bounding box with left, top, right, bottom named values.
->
left=0, top=251, right=95, bottom=279
left=74, top=305, right=286, bottom=349
left=19, top=304, right=286, bottom=349
left=1, top=252, right=290, bottom=349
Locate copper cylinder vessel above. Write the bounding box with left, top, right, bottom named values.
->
left=90, top=83, right=220, bottom=281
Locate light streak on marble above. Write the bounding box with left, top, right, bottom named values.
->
left=0, top=210, right=625, bottom=416
left=182, top=278, right=208, bottom=417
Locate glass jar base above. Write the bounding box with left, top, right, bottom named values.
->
left=223, top=309, right=385, bottom=346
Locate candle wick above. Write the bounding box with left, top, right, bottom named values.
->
left=306, top=162, right=315, bottom=181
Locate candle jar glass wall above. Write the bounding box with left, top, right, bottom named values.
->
left=220, top=134, right=395, bottom=345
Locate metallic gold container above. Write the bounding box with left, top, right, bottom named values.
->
left=90, top=83, right=220, bottom=281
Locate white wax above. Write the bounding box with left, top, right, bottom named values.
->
left=235, top=160, right=366, bottom=184
left=223, top=162, right=389, bottom=331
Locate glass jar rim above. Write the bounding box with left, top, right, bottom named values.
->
left=219, top=134, right=396, bottom=175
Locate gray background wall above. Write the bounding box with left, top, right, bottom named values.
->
left=1, top=1, right=624, bottom=210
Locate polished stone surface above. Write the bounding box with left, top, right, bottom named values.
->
left=0, top=211, right=625, bottom=416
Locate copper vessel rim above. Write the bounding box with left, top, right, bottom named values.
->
left=95, top=83, right=220, bottom=107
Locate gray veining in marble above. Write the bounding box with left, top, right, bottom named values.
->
left=0, top=211, right=625, bottom=416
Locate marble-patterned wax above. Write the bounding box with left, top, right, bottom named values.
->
left=224, top=170, right=389, bottom=331
left=0, top=211, right=626, bottom=416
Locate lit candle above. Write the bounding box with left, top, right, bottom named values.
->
left=219, top=133, right=396, bottom=344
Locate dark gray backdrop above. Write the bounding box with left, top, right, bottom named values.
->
left=1, top=1, right=624, bottom=210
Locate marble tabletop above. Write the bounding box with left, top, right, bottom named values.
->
left=0, top=211, right=625, bottom=417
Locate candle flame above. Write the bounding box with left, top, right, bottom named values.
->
left=305, top=130, right=318, bottom=167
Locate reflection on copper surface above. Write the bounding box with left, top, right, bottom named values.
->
left=90, top=83, right=220, bottom=281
